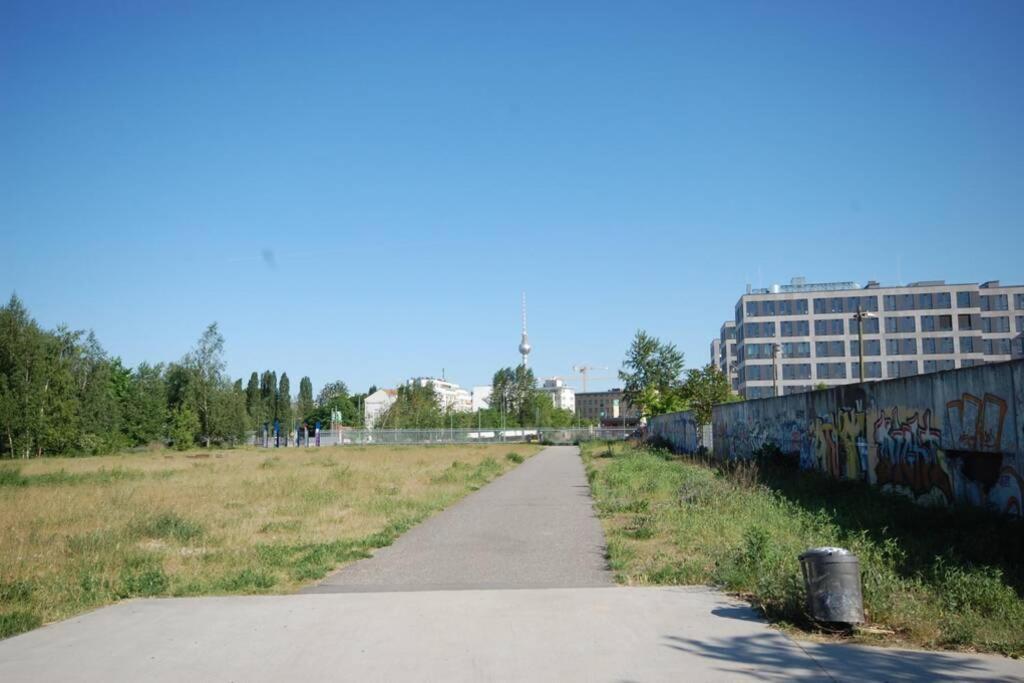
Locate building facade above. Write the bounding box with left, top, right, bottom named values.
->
left=733, top=278, right=1024, bottom=399
left=718, top=321, right=739, bottom=391
left=407, top=377, right=473, bottom=412
left=574, top=389, right=640, bottom=425
left=541, top=377, right=576, bottom=413
left=363, top=389, right=397, bottom=428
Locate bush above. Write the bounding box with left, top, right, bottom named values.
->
left=505, top=452, right=524, bottom=464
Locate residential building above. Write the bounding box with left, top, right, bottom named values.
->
left=732, top=277, right=1024, bottom=399
left=710, top=339, right=721, bottom=371
left=364, top=389, right=397, bottom=428
left=471, top=385, right=493, bottom=412
left=407, top=377, right=473, bottom=412
left=719, top=321, right=739, bottom=391
left=541, top=377, right=576, bottom=413
left=575, top=388, right=640, bottom=425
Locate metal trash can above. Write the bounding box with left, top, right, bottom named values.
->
left=798, top=547, right=864, bottom=624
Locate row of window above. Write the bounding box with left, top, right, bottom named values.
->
left=740, top=334, right=1015, bottom=360
left=739, top=313, right=1008, bottom=338
left=741, top=291, right=1024, bottom=320
left=744, top=360, right=952, bottom=382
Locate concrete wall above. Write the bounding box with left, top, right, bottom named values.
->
left=647, top=411, right=712, bottom=454
left=706, top=359, right=1024, bottom=516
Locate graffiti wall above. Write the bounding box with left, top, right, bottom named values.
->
left=704, top=360, right=1024, bottom=516
left=647, top=411, right=712, bottom=454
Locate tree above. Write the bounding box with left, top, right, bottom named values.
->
left=680, top=363, right=740, bottom=440
left=298, top=376, right=314, bottom=421
left=122, top=362, right=168, bottom=445
left=170, top=405, right=200, bottom=450
left=277, top=373, right=292, bottom=438
left=489, top=365, right=539, bottom=426
left=619, top=330, right=685, bottom=417
left=316, top=380, right=348, bottom=408
left=183, top=323, right=226, bottom=447
left=245, top=372, right=262, bottom=427
left=377, top=381, right=443, bottom=428
left=0, top=295, right=51, bottom=457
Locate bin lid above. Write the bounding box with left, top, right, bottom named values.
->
left=799, top=546, right=852, bottom=560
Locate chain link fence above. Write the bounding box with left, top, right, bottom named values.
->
left=250, top=427, right=637, bottom=448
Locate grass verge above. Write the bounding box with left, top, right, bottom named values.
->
left=0, top=443, right=539, bottom=639
left=580, top=440, right=1024, bottom=657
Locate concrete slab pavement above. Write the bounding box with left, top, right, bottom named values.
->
left=2, top=586, right=1021, bottom=682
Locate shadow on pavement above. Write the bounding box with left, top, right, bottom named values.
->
left=663, top=632, right=1020, bottom=682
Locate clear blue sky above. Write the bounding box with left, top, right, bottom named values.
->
left=3, top=1, right=1022, bottom=395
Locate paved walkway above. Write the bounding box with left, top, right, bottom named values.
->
left=305, top=444, right=613, bottom=592
left=2, top=446, right=1024, bottom=681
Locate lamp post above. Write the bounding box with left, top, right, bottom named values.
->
left=851, top=305, right=878, bottom=383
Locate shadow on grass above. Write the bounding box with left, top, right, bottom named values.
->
left=757, top=461, right=1024, bottom=596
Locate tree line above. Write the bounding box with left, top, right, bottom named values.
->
left=0, top=295, right=364, bottom=458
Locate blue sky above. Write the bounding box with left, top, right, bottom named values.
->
left=3, top=1, right=1022, bottom=395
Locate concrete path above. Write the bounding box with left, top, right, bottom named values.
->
left=305, top=444, right=613, bottom=592
left=2, top=587, right=1021, bottom=682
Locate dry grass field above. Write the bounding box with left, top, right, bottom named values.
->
left=0, top=443, right=539, bottom=639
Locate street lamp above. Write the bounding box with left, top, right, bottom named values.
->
left=851, top=305, right=878, bottom=383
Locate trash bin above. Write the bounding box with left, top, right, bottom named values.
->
left=798, top=547, right=864, bottom=624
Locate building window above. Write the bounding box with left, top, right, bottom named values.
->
left=815, top=341, right=845, bottom=357
left=813, top=319, right=845, bottom=336
left=983, top=338, right=1012, bottom=355
left=746, top=386, right=775, bottom=399
left=957, top=291, right=977, bottom=308
left=782, top=342, right=811, bottom=358
left=783, top=385, right=812, bottom=395
left=884, top=316, right=916, bottom=333
left=744, top=364, right=773, bottom=381
left=1016, top=294, right=1024, bottom=310
left=816, top=362, right=847, bottom=379
left=780, top=320, right=810, bottom=337
left=887, top=360, right=918, bottom=377
left=961, top=359, right=982, bottom=368
left=885, top=338, right=917, bottom=355
left=981, top=316, right=1011, bottom=333
left=960, top=336, right=979, bottom=353
left=957, top=313, right=980, bottom=330
left=850, top=361, right=882, bottom=379
left=782, top=363, right=811, bottom=380
left=920, top=314, right=953, bottom=332
left=981, top=294, right=1009, bottom=311
left=935, top=292, right=952, bottom=309
left=921, top=337, right=954, bottom=354
left=856, top=317, right=880, bottom=334
left=923, top=359, right=955, bottom=373
left=743, top=322, right=776, bottom=338
left=1017, top=316, right=1024, bottom=333
left=849, top=339, right=881, bottom=356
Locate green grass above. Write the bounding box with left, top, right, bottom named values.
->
left=581, top=440, right=1024, bottom=657
left=0, top=466, right=145, bottom=487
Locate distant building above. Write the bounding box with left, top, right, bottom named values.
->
left=471, top=385, right=493, bottom=412
left=731, top=277, right=1024, bottom=399
left=407, top=377, right=473, bottom=412
left=718, top=321, right=739, bottom=391
left=364, top=389, right=397, bottom=428
left=541, top=377, right=575, bottom=413
left=710, top=339, right=721, bottom=370
left=575, top=388, right=640, bottom=425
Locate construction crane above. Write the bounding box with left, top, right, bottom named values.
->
left=572, top=365, right=613, bottom=393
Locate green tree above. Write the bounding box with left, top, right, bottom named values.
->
left=245, top=372, right=262, bottom=427
left=122, top=362, right=168, bottom=445
left=277, top=373, right=292, bottom=438
left=680, top=363, right=740, bottom=441
left=490, top=366, right=539, bottom=426
left=297, top=376, right=314, bottom=422
left=377, top=382, right=443, bottom=428
left=182, top=323, right=226, bottom=447
left=170, top=405, right=200, bottom=451
left=0, top=295, right=52, bottom=457
left=316, top=380, right=348, bottom=407
left=619, top=330, right=686, bottom=417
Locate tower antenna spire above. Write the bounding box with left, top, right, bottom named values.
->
left=518, top=292, right=532, bottom=367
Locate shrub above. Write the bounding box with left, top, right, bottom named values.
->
left=505, top=452, right=524, bottom=464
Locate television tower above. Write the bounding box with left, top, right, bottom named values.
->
left=518, top=292, right=532, bottom=367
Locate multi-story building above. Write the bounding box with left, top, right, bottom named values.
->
left=718, top=321, right=738, bottom=391
left=733, top=277, right=1024, bottom=399
left=575, top=389, right=640, bottom=425
left=470, top=385, right=493, bottom=412
left=407, top=377, right=473, bottom=412
left=541, top=377, right=576, bottom=413
left=710, top=339, right=721, bottom=370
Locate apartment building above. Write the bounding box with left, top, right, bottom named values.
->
left=575, top=389, right=640, bottom=425
left=733, top=278, right=1024, bottom=399
left=541, top=377, right=576, bottom=413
